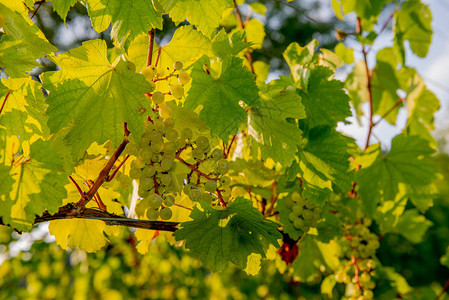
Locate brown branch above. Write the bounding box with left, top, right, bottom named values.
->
left=76, top=123, right=130, bottom=208
left=175, top=153, right=219, bottom=181
left=233, top=0, right=256, bottom=78
left=155, top=47, right=162, bottom=67
left=436, top=277, right=449, bottom=300
left=357, top=17, right=374, bottom=151
left=30, top=0, right=45, bottom=19
left=0, top=90, right=11, bottom=115
left=225, top=135, right=237, bottom=158
left=107, top=154, right=130, bottom=182
left=372, top=98, right=404, bottom=127
left=146, top=29, right=155, bottom=67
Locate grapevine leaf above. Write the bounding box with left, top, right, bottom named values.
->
left=0, top=139, right=72, bottom=230
left=185, top=55, right=259, bottom=140
left=298, top=127, right=353, bottom=203
left=291, top=235, right=323, bottom=281
left=356, top=134, right=438, bottom=216
left=160, top=0, right=233, bottom=37
left=51, top=0, right=80, bottom=20
left=212, top=30, right=250, bottom=58
left=441, top=247, right=449, bottom=269
left=0, top=37, right=40, bottom=78
left=174, top=197, right=282, bottom=272
left=394, top=0, right=432, bottom=63
left=248, top=80, right=306, bottom=166
left=86, top=0, right=162, bottom=43
left=296, top=66, right=351, bottom=129
left=44, top=40, right=152, bottom=160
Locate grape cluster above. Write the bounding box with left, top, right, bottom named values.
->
left=335, top=219, right=379, bottom=300
left=284, top=192, right=322, bottom=233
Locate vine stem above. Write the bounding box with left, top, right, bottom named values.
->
left=175, top=153, right=219, bottom=181
left=146, top=29, right=155, bottom=67
left=107, top=154, right=130, bottom=182
left=436, top=277, right=449, bottom=300
left=0, top=90, right=11, bottom=115
left=233, top=0, right=256, bottom=77
left=69, top=176, right=85, bottom=197
left=76, top=123, right=130, bottom=208
left=30, top=0, right=45, bottom=19
left=357, top=17, right=374, bottom=151
left=372, top=97, right=404, bottom=127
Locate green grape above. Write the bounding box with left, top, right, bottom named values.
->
left=152, top=91, right=165, bottom=105
left=293, top=217, right=305, bottom=230
left=140, top=177, right=155, bottom=190
left=302, top=209, right=313, bottom=221
left=161, top=174, right=172, bottom=186
left=143, top=165, right=156, bottom=177
left=164, top=118, right=174, bottom=128
left=192, top=147, right=204, bottom=160
left=142, top=66, right=156, bottom=82
left=359, top=272, right=371, bottom=283
left=288, top=212, right=296, bottom=222
left=335, top=270, right=347, bottom=283
left=151, top=140, right=164, bottom=153
left=163, top=195, right=175, bottom=207
left=160, top=158, right=174, bottom=171
left=211, top=148, right=223, bottom=160
left=139, top=148, right=152, bottom=162
left=146, top=209, right=159, bottom=221
left=205, top=180, right=217, bottom=192
left=149, top=130, right=162, bottom=141
left=148, top=194, right=163, bottom=209
left=217, top=159, right=229, bottom=174
left=292, top=204, right=304, bottom=215
left=160, top=207, right=173, bottom=220
left=291, top=192, right=301, bottom=202
left=199, top=193, right=213, bottom=204
left=132, top=158, right=146, bottom=169
left=284, top=198, right=294, bottom=208
left=220, top=176, right=231, bottom=186
left=189, top=189, right=201, bottom=201
left=195, top=136, right=209, bottom=150
left=176, top=138, right=186, bottom=148
left=181, top=128, right=193, bottom=140
left=129, top=167, right=143, bottom=179
left=159, top=105, right=173, bottom=119
left=183, top=184, right=193, bottom=195
left=363, top=290, right=374, bottom=299
left=170, top=84, right=184, bottom=99
left=153, top=118, right=165, bottom=131
left=173, top=61, right=183, bottom=70
left=163, top=141, right=176, bottom=154
left=165, top=128, right=179, bottom=141
left=138, top=186, right=150, bottom=198
left=304, top=201, right=315, bottom=209
left=135, top=200, right=148, bottom=217
left=178, top=71, right=191, bottom=84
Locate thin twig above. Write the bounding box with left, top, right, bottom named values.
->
left=225, top=135, right=237, bottom=158
left=233, top=0, right=256, bottom=77
left=0, top=91, right=11, bottom=115
left=76, top=123, right=130, bottom=208
left=146, top=29, right=155, bottom=67
left=174, top=203, right=193, bottom=211
left=107, top=154, right=130, bottom=182
left=30, top=0, right=45, bottom=19
left=69, top=176, right=85, bottom=197
left=436, top=277, right=449, bottom=300
left=175, top=153, right=219, bottom=181
left=372, top=98, right=404, bottom=127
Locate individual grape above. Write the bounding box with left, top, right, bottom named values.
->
left=302, top=209, right=313, bottom=221
left=217, top=159, right=229, bottom=174
left=148, top=194, right=163, bottom=209
left=138, top=186, right=150, bottom=198
left=284, top=198, right=294, bottom=208
left=153, top=118, right=165, bottom=131
left=149, top=130, right=162, bottom=141
left=292, top=204, right=304, bottom=215
left=363, top=290, right=374, bottom=299
left=195, top=136, right=209, bottom=150
left=220, top=176, right=231, bottom=186
left=163, top=195, right=175, bottom=207
left=181, top=128, right=193, bottom=140
left=183, top=183, right=194, bottom=195
left=359, top=272, right=371, bottom=283
left=164, top=118, right=174, bottom=128
left=291, top=192, right=301, bottom=202
left=129, top=167, right=143, bottom=179
left=192, top=147, right=204, bottom=160
left=140, top=177, right=155, bottom=190
left=178, top=71, right=191, bottom=84
left=170, top=84, right=184, bottom=99
left=159, top=105, right=173, bottom=119
left=176, top=138, right=186, bottom=148
left=151, top=140, right=164, bottom=153
left=293, top=217, right=305, bottom=230
left=189, top=189, right=201, bottom=201
left=143, top=165, right=156, bottom=177
left=160, top=158, right=174, bottom=171
left=288, top=212, right=296, bottom=222
left=211, top=148, right=223, bottom=160
left=139, top=148, right=152, bottom=162
left=205, top=180, right=218, bottom=192
left=135, top=200, right=148, bottom=217
left=146, top=209, right=159, bottom=221
left=199, top=193, right=213, bottom=204
left=160, top=207, right=173, bottom=220
left=142, top=67, right=156, bottom=82
left=163, top=141, right=176, bottom=154
left=165, top=128, right=179, bottom=141
left=161, top=174, right=172, bottom=186
left=173, top=61, right=183, bottom=70
left=152, top=91, right=165, bottom=105
left=132, top=158, right=146, bottom=169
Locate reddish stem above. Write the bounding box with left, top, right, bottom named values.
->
left=0, top=91, right=11, bottom=115
left=146, top=29, right=155, bottom=67
left=224, top=135, right=237, bottom=158
left=30, top=0, right=45, bottom=19
left=233, top=0, right=256, bottom=78
left=155, top=48, right=162, bottom=67
left=175, top=153, right=219, bottom=181
left=69, top=176, right=85, bottom=197
left=107, top=154, right=130, bottom=182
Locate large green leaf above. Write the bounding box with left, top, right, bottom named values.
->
left=185, top=55, right=259, bottom=140
left=356, top=134, right=438, bottom=216
left=0, top=139, right=72, bottom=230
left=44, top=39, right=152, bottom=160
left=174, top=197, right=282, bottom=272
left=248, top=80, right=306, bottom=166
left=52, top=0, right=80, bottom=20
left=160, top=0, right=233, bottom=37
left=86, top=0, right=163, bottom=43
